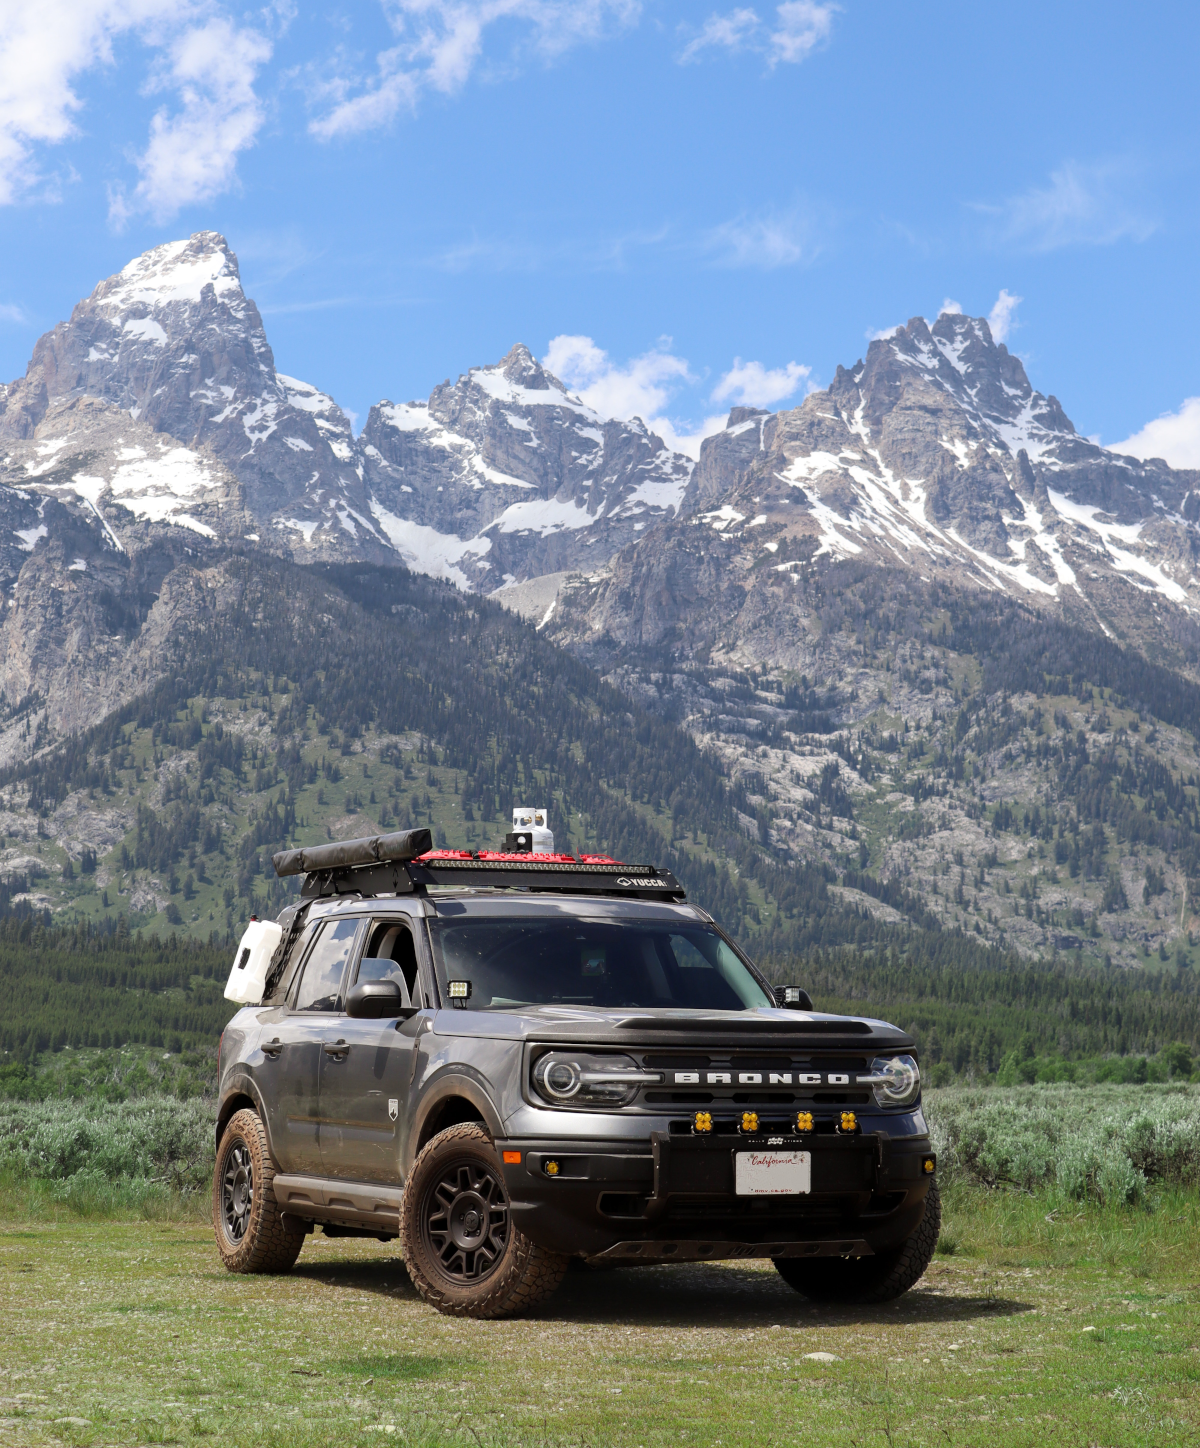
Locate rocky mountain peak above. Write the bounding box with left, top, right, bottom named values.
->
left=496, top=343, right=554, bottom=393
left=838, top=309, right=1080, bottom=466
left=0, top=233, right=380, bottom=566
left=91, top=231, right=244, bottom=321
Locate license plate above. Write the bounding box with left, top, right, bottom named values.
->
left=735, top=1150, right=811, bottom=1195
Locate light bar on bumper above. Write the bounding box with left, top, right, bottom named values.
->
left=532, top=1052, right=664, bottom=1107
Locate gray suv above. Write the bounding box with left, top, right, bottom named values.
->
left=213, top=830, right=939, bottom=1318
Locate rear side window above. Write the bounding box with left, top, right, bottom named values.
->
left=293, top=919, right=360, bottom=1012
left=264, top=923, right=315, bottom=1005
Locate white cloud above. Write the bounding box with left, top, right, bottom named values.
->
left=980, top=159, right=1156, bottom=252
left=677, top=2, right=834, bottom=67
left=769, top=1, right=836, bottom=65
left=678, top=8, right=759, bottom=63
left=1110, top=398, right=1200, bottom=470
left=646, top=411, right=729, bottom=459
left=544, top=332, right=689, bottom=420
left=543, top=334, right=810, bottom=457
left=114, top=18, right=272, bottom=225
left=866, top=323, right=902, bottom=341
left=543, top=333, right=727, bottom=459
left=0, top=302, right=28, bottom=324
left=988, top=288, right=1021, bottom=343
left=705, top=204, right=822, bottom=268
left=0, top=2, right=273, bottom=219
left=939, top=297, right=962, bottom=316
left=311, top=1, right=640, bottom=140
left=712, top=357, right=809, bottom=407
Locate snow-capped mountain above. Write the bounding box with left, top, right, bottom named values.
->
left=0, top=232, right=375, bottom=561
left=545, top=312, right=1200, bottom=667
left=2, top=234, right=1199, bottom=768
left=0, top=233, right=692, bottom=587
left=360, top=344, right=691, bottom=589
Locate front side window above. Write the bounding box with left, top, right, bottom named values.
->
left=428, top=917, right=771, bottom=1011
left=355, top=920, right=421, bottom=1007
left=293, top=918, right=361, bottom=1012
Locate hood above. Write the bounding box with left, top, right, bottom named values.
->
left=431, top=1003, right=914, bottom=1051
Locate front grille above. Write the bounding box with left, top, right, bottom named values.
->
left=631, top=1048, right=876, bottom=1111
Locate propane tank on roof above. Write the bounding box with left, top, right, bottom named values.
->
left=506, top=806, right=554, bottom=853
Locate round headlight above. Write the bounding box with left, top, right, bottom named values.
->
left=536, top=1056, right=583, bottom=1100
left=868, top=1054, right=920, bottom=1107
left=532, top=1052, right=662, bottom=1107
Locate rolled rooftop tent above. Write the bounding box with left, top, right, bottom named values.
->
left=272, top=827, right=433, bottom=878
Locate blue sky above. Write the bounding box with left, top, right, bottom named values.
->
left=1, top=1, right=1198, bottom=462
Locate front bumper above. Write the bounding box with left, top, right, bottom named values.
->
left=496, top=1128, right=935, bottom=1261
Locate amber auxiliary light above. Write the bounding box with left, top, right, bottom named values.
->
left=739, top=1111, right=759, bottom=1134
left=692, top=1111, right=713, bottom=1134
left=837, top=1111, right=858, bottom=1134
left=794, top=1111, right=814, bottom=1133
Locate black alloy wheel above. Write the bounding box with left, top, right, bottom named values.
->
left=420, top=1158, right=510, bottom=1283
left=222, top=1141, right=254, bottom=1243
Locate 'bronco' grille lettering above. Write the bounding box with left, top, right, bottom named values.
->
left=677, top=1068, right=865, bottom=1088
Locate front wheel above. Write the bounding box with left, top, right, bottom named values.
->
left=399, top=1123, right=567, bottom=1318
left=773, top=1179, right=941, bottom=1304
left=212, top=1108, right=305, bottom=1274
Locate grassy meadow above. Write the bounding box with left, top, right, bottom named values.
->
left=0, top=1183, right=1198, bottom=1448
left=0, top=1081, right=1198, bottom=1445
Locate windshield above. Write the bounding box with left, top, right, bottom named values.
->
left=428, top=916, right=772, bottom=1011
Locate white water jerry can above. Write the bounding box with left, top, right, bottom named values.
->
left=224, top=918, right=283, bottom=1004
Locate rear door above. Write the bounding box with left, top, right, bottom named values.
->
left=317, top=914, right=426, bottom=1183
left=260, top=916, right=362, bottom=1174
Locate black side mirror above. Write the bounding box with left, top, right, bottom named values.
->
left=775, top=985, right=813, bottom=1011
left=347, top=980, right=416, bottom=1019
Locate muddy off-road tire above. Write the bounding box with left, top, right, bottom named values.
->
left=400, top=1123, right=567, bottom=1319
left=773, top=1179, right=941, bottom=1304
left=212, top=1109, right=305, bottom=1274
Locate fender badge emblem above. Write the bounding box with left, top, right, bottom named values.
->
left=388, top=1098, right=399, bottom=1121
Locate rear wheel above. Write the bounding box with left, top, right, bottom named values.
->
left=400, top=1123, right=567, bottom=1318
left=773, top=1180, right=941, bottom=1304
left=212, top=1108, right=305, bottom=1274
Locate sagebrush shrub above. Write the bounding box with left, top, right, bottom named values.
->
left=926, top=1083, right=1200, bottom=1204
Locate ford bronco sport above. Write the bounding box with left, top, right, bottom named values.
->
left=213, top=828, right=939, bottom=1319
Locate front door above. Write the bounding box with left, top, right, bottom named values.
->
left=261, top=916, right=362, bottom=1175
left=317, top=916, right=424, bottom=1183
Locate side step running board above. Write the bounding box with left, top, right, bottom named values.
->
left=273, top=1173, right=403, bottom=1232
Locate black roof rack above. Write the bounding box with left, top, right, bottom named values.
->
left=274, top=832, right=686, bottom=902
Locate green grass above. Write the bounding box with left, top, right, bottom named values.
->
left=0, top=1183, right=1198, bottom=1447
left=1, top=1084, right=1199, bottom=1445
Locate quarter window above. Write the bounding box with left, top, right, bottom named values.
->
left=293, top=919, right=360, bottom=1012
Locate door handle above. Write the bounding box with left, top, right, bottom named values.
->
left=262, top=1039, right=282, bottom=1058
left=323, top=1040, right=349, bottom=1058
